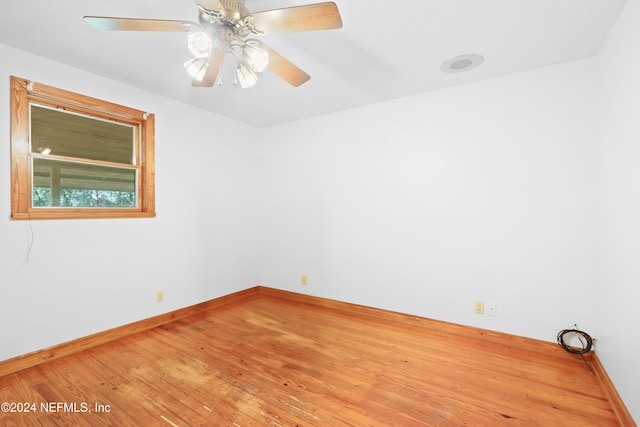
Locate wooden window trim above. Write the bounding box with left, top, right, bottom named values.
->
left=10, top=76, right=156, bottom=220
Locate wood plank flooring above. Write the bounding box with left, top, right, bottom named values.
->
left=0, top=292, right=621, bottom=426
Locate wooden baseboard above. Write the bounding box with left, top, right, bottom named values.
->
left=0, top=287, right=259, bottom=377
left=256, top=286, right=563, bottom=355
left=591, top=353, right=638, bottom=427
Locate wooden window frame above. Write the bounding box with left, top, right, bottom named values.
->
left=10, top=76, right=155, bottom=220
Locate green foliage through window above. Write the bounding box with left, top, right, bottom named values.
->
left=33, top=187, right=136, bottom=208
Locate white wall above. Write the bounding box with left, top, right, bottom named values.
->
left=0, top=44, right=263, bottom=361
left=258, top=58, right=602, bottom=343
left=596, top=0, right=640, bottom=421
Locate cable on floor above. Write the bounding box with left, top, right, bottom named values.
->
left=557, top=328, right=593, bottom=354
left=557, top=327, right=595, bottom=375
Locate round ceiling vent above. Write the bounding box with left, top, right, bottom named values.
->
left=440, top=54, right=484, bottom=73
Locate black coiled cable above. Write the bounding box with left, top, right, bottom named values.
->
left=557, top=328, right=593, bottom=354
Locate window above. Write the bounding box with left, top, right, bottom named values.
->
left=10, top=76, right=155, bottom=219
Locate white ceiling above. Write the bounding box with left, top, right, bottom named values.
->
left=0, top=0, right=627, bottom=127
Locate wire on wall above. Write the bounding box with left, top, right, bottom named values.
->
left=23, top=213, right=34, bottom=265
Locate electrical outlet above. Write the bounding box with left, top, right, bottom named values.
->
left=301, top=275, right=308, bottom=285
left=156, top=290, right=164, bottom=302
left=487, top=302, right=497, bottom=316
left=474, top=301, right=484, bottom=314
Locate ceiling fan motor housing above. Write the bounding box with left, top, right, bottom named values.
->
left=200, top=0, right=248, bottom=24
left=198, top=0, right=255, bottom=50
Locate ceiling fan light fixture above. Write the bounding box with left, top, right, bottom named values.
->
left=243, top=40, right=269, bottom=73
left=184, top=57, right=209, bottom=81
left=187, top=31, right=213, bottom=58
left=235, top=61, right=258, bottom=88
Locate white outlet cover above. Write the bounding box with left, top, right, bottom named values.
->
left=487, top=303, right=497, bottom=316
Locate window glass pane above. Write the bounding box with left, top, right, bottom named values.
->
left=30, top=104, right=134, bottom=164
left=33, top=158, right=137, bottom=208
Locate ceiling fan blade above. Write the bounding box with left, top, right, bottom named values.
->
left=192, top=48, right=226, bottom=87
left=248, top=2, right=342, bottom=35
left=260, top=44, right=310, bottom=87
left=84, top=16, right=199, bottom=32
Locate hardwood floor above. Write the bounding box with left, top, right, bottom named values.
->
left=0, top=290, right=622, bottom=426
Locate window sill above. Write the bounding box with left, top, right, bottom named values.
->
left=12, top=211, right=156, bottom=220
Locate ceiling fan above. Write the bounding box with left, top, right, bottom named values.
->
left=84, top=0, right=343, bottom=88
